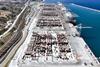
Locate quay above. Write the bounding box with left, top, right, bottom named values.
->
left=8, top=2, right=100, bottom=67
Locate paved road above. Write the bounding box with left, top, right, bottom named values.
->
left=8, top=3, right=42, bottom=67
left=0, top=5, right=28, bottom=39
left=0, top=2, right=31, bottom=67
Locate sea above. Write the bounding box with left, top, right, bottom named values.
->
left=44, top=0, right=100, bottom=58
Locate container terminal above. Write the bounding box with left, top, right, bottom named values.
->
left=8, top=1, right=100, bottom=67
left=0, top=0, right=99, bottom=67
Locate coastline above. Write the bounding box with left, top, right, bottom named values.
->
left=70, top=3, right=100, bottom=12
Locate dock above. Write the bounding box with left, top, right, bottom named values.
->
left=8, top=2, right=99, bottom=67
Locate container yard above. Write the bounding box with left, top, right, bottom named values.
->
left=9, top=2, right=100, bottom=67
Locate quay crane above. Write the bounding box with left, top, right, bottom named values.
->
left=75, top=23, right=93, bottom=35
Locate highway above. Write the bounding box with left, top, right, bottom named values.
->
left=0, top=5, right=26, bottom=39
left=0, top=1, right=31, bottom=66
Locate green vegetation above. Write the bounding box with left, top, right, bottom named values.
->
left=10, top=27, right=16, bottom=33
left=1, top=7, right=7, bottom=10
left=0, top=29, right=7, bottom=35
left=0, top=41, right=4, bottom=47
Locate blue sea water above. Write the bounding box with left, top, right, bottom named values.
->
left=44, top=0, right=100, bottom=58
left=67, top=4, right=100, bottom=58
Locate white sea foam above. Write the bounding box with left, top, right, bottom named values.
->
left=70, top=3, right=100, bottom=12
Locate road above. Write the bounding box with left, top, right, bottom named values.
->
left=0, top=1, right=29, bottom=39
left=0, top=1, right=31, bottom=66
left=8, top=2, right=100, bottom=67
left=8, top=2, right=41, bottom=67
